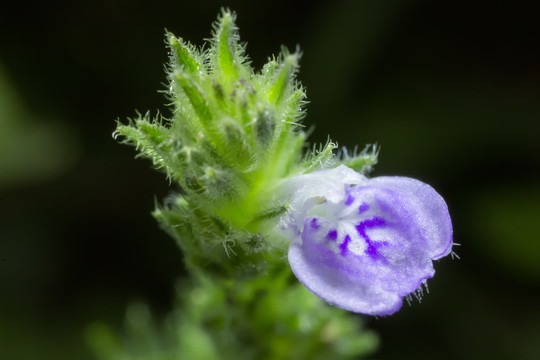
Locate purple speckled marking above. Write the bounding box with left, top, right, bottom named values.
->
left=310, top=217, right=320, bottom=229
left=326, top=229, right=338, bottom=241
left=339, top=234, right=351, bottom=256
left=345, top=193, right=355, bottom=206
left=358, top=202, right=370, bottom=214
left=355, top=217, right=387, bottom=260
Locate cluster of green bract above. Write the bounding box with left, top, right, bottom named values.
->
left=115, top=10, right=305, bottom=272
left=115, top=10, right=376, bottom=274
left=96, top=9, right=378, bottom=360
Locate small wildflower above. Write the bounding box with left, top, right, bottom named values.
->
left=282, top=165, right=453, bottom=316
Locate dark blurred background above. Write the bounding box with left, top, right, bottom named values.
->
left=1, top=1, right=539, bottom=359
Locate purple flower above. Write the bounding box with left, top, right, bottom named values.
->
left=282, top=165, right=453, bottom=316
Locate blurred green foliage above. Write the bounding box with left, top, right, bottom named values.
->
left=87, top=269, right=377, bottom=360
left=0, top=63, right=77, bottom=188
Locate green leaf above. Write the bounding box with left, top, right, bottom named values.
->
left=175, top=71, right=212, bottom=124
left=338, top=144, right=378, bottom=174
left=268, top=51, right=300, bottom=106
left=215, top=10, right=239, bottom=81
left=167, top=32, right=204, bottom=75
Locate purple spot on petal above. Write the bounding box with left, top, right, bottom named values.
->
left=365, top=243, right=379, bottom=259
left=326, top=229, right=338, bottom=241
left=339, top=234, right=351, bottom=256
left=355, top=217, right=388, bottom=260
left=310, top=217, right=320, bottom=229
left=345, top=193, right=355, bottom=206
left=358, top=202, right=370, bottom=214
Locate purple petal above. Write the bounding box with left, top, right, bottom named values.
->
left=286, top=166, right=453, bottom=316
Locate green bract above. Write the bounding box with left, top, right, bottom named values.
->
left=114, top=10, right=377, bottom=274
